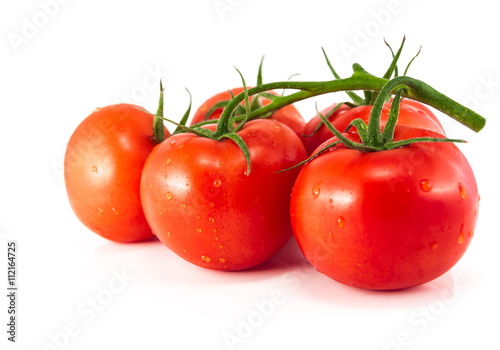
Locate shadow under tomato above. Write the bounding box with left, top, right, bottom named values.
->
left=83, top=235, right=309, bottom=286
left=293, top=264, right=475, bottom=311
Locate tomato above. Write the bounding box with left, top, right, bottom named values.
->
left=302, top=99, right=446, bottom=155
left=64, top=104, right=168, bottom=243
left=290, top=126, right=479, bottom=290
left=140, top=119, right=307, bottom=270
left=190, top=87, right=306, bottom=142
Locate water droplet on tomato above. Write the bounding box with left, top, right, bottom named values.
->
left=218, top=244, right=224, bottom=249
left=212, top=228, right=217, bottom=234
left=166, top=158, right=171, bottom=165
left=91, top=165, right=98, bottom=174
left=170, top=139, right=177, bottom=146
left=337, top=216, right=345, bottom=229
left=112, top=208, right=119, bottom=215
left=196, top=214, right=201, bottom=220
left=272, top=140, right=279, bottom=147
left=196, top=227, right=202, bottom=233
left=420, top=180, right=432, bottom=192
left=208, top=217, right=215, bottom=223
left=181, top=203, right=187, bottom=208
left=201, top=255, right=211, bottom=263
left=166, top=192, right=173, bottom=200
left=97, top=207, right=104, bottom=215
left=213, top=179, right=222, bottom=187
left=430, top=242, right=439, bottom=250
left=458, top=232, right=465, bottom=244
left=93, top=107, right=102, bottom=112
left=208, top=202, right=215, bottom=208
left=459, top=183, right=467, bottom=200
left=312, top=185, right=321, bottom=199
left=166, top=231, right=171, bottom=238
left=219, top=257, right=226, bottom=263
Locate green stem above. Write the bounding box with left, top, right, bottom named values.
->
left=216, top=69, right=486, bottom=134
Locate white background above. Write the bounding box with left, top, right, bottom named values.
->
left=1, top=0, right=499, bottom=349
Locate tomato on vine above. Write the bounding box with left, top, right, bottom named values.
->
left=190, top=59, right=306, bottom=143
left=290, top=82, right=480, bottom=290
left=64, top=87, right=169, bottom=242
left=140, top=78, right=307, bottom=270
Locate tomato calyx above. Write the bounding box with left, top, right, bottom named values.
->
left=319, top=86, right=465, bottom=153
left=152, top=81, right=167, bottom=143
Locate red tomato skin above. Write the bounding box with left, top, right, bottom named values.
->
left=64, top=104, right=168, bottom=243
left=141, top=119, right=307, bottom=270
left=302, top=99, right=446, bottom=155
left=291, top=127, right=479, bottom=290
left=190, top=87, right=306, bottom=142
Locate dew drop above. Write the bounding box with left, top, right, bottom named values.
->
left=181, top=203, right=187, bottom=208
left=219, top=257, right=226, bottom=263
left=218, top=244, right=224, bottom=249
left=201, top=255, right=211, bottom=263
left=111, top=208, right=119, bottom=215
left=93, top=107, right=102, bottom=112
left=430, top=242, right=439, bottom=250
left=91, top=165, right=98, bottom=174
left=195, top=214, right=201, bottom=220
left=337, top=216, right=345, bottom=229
left=166, top=192, right=173, bottom=200
left=208, top=202, right=215, bottom=208
left=312, top=185, right=321, bottom=199
left=458, top=232, right=465, bottom=244
left=213, top=179, right=222, bottom=187
left=166, top=158, right=172, bottom=165
left=196, top=227, right=202, bottom=233
left=208, top=217, right=215, bottom=223
left=420, top=180, right=432, bottom=192
left=212, top=228, right=217, bottom=234
left=459, top=183, right=467, bottom=200
left=97, top=207, right=104, bottom=215
left=170, top=139, right=177, bottom=146
left=166, top=231, right=171, bottom=238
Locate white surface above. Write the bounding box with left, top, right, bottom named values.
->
left=1, top=0, right=499, bottom=349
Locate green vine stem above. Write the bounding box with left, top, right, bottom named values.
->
left=214, top=66, right=486, bottom=138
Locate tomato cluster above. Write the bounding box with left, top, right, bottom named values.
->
left=64, top=45, right=484, bottom=290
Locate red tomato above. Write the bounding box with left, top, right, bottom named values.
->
left=64, top=104, right=168, bottom=243
left=302, top=99, right=446, bottom=155
left=140, top=119, right=307, bottom=270
left=190, top=87, right=306, bottom=142
left=290, top=126, right=479, bottom=290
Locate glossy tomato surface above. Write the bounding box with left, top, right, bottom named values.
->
left=141, top=119, right=307, bottom=270
left=291, top=126, right=479, bottom=290
left=302, top=99, right=446, bottom=155
left=64, top=104, right=168, bottom=242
